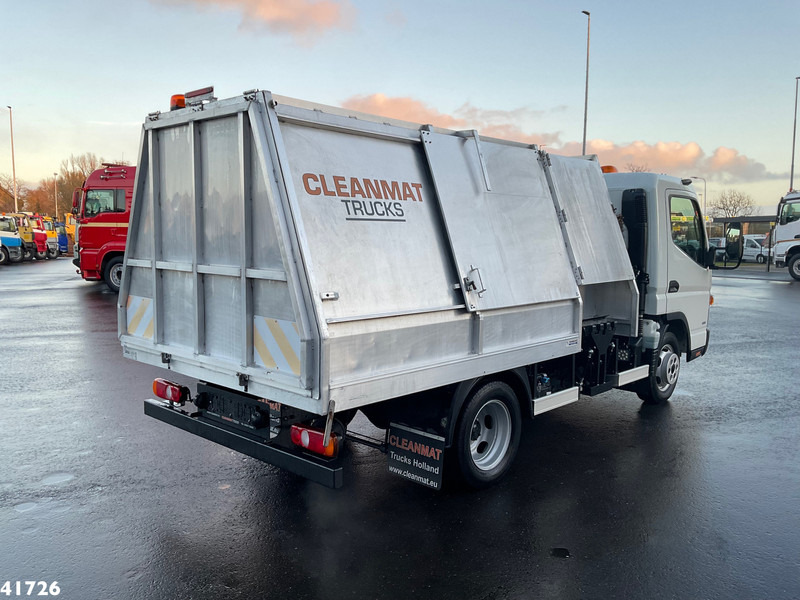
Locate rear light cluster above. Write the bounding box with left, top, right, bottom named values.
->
left=290, top=425, right=339, bottom=458
left=153, top=378, right=190, bottom=405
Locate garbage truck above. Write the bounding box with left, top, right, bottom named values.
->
left=119, top=87, right=731, bottom=490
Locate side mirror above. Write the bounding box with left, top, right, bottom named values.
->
left=713, top=222, right=743, bottom=269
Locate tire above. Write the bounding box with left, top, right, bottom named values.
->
left=0, top=247, right=8, bottom=265
left=637, top=331, right=680, bottom=405
left=103, top=256, right=124, bottom=293
left=451, top=381, right=521, bottom=489
left=756, top=254, right=765, bottom=264
left=22, top=247, right=33, bottom=261
left=35, top=249, right=47, bottom=260
left=47, top=247, right=59, bottom=259
left=788, top=254, right=800, bottom=282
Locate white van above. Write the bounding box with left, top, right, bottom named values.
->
left=742, top=234, right=768, bottom=263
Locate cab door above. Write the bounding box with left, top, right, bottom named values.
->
left=665, top=192, right=711, bottom=353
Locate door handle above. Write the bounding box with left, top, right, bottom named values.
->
left=668, top=280, right=680, bottom=293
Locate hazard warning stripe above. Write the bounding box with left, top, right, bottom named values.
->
left=253, top=316, right=300, bottom=375
left=126, top=295, right=154, bottom=339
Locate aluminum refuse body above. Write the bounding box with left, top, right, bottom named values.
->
left=118, top=89, right=637, bottom=416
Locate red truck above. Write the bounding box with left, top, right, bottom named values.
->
left=72, top=164, right=135, bottom=292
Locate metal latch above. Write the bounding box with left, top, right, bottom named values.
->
left=463, top=265, right=487, bottom=298
left=237, top=372, right=249, bottom=392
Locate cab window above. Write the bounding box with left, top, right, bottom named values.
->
left=670, top=195, right=705, bottom=266
left=780, top=201, right=799, bottom=225
left=84, top=189, right=126, bottom=217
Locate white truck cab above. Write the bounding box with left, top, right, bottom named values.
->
left=604, top=172, right=711, bottom=357
left=772, top=191, right=800, bottom=279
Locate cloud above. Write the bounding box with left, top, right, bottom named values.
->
left=341, top=93, right=563, bottom=147
left=340, top=93, right=782, bottom=183
left=560, top=139, right=783, bottom=183
left=152, top=0, right=354, bottom=39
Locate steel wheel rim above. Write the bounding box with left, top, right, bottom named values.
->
left=469, top=399, right=512, bottom=472
left=792, top=260, right=800, bottom=278
left=111, top=264, right=123, bottom=288
left=655, top=344, right=680, bottom=392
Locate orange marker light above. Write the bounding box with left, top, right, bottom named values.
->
left=170, top=94, right=186, bottom=111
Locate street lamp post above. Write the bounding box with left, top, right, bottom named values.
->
left=53, top=173, right=59, bottom=219
left=581, top=10, right=591, bottom=156
left=790, top=76, right=800, bottom=192
left=6, top=106, right=18, bottom=212
left=691, top=176, right=707, bottom=216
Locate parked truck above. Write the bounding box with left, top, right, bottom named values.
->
left=55, top=221, right=69, bottom=255
left=0, top=215, right=24, bottom=264
left=772, top=190, right=800, bottom=280
left=8, top=213, right=44, bottom=260
left=23, top=213, right=59, bottom=259
left=119, top=88, right=735, bottom=490
left=72, top=164, right=136, bottom=292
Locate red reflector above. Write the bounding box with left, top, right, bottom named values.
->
left=290, top=425, right=339, bottom=458
left=153, top=378, right=189, bottom=404
left=170, top=94, right=186, bottom=111
left=185, top=86, right=214, bottom=99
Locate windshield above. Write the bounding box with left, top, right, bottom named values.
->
left=0, top=218, right=16, bottom=233
left=44, top=221, right=54, bottom=231
left=83, top=188, right=126, bottom=218
left=780, top=200, right=800, bottom=225
left=56, top=225, right=66, bottom=234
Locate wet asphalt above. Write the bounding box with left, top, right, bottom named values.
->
left=1, top=259, right=798, bottom=600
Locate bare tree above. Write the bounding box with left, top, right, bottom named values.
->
left=0, top=173, right=29, bottom=212
left=26, top=181, right=54, bottom=215
left=709, top=189, right=755, bottom=218
left=626, top=163, right=650, bottom=173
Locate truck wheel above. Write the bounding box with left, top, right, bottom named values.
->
left=756, top=254, right=765, bottom=264
left=452, top=381, right=521, bottom=489
left=0, top=247, right=8, bottom=265
left=47, top=247, right=59, bottom=259
left=35, top=249, right=47, bottom=260
left=788, top=254, right=800, bottom=282
left=103, top=256, right=124, bottom=293
left=22, top=247, right=33, bottom=261
left=637, top=331, right=680, bottom=405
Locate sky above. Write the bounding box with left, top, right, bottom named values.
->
left=1, top=0, right=799, bottom=212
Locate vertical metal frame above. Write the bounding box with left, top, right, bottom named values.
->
left=238, top=112, right=254, bottom=367
left=149, top=129, right=163, bottom=345
left=191, top=121, right=206, bottom=356
left=249, top=94, right=320, bottom=398
left=117, top=125, right=149, bottom=336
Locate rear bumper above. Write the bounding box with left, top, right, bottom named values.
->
left=144, top=399, right=344, bottom=488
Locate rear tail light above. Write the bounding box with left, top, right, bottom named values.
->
left=290, top=425, right=339, bottom=458
left=153, top=378, right=190, bottom=405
